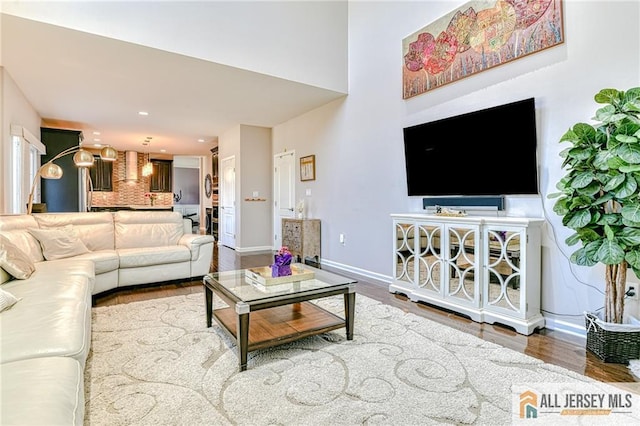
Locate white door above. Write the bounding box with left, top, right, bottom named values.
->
left=220, top=155, right=236, bottom=249
left=273, top=150, right=296, bottom=249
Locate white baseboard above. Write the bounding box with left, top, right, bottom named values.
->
left=234, top=245, right=273, bottom=254
left=543, top=317, right=587, bottom=338
left=319, top=258, right=392, bottom=287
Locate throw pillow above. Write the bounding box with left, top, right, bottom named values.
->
left=28, top=226, right=90, bottom=261
left=0, top=287, right=20, bottom=312
left=0, top=235, right=36, bottom=279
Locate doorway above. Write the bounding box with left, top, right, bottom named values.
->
left=220, top=155, right=236, bottom=249
left=272, top=150, right=296, bottom=249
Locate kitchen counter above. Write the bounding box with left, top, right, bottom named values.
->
left=90, top=205, right=174, bottom=212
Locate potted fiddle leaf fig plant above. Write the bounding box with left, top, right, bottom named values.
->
left=550, top=87, right=640, bottom=323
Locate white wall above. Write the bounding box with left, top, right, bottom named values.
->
left=272, top=0, right=640, bottom=334
left=240, top=125, right=272, bottom=250
left=1, top=67, right=41, bottom=214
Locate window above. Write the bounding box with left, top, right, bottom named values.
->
left=11, top=135, right=22, bottom=213
left=9, top=126, right=46, bottom=213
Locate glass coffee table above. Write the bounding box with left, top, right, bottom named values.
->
left=202, top=264, right=356, bottom=371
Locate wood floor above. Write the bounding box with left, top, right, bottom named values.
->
left=93, top=244, right=637, bottom=383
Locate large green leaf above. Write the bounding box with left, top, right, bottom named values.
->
left=618, top=227, right=640, bottom=246
left=594, top=150, right=615, bottom=170
left=604, top=223, right=614, bottom=240
left=594, top=104, right=623, bottom=122
left=615, top=176, right=638, bottom=198
left=595, top=88, right=622, bottom=104
left=621, top=204, right=640, bottom=222
left=594, top=192, right=614, bottom=205
left=553, top=198, right=569, bottom=216
left=626, top=250, right=640, bottom=269
left=603, top=172, right=626, bottom=191
left=565, top=233, right=583, bottom=246
left=617, top=143, right=640, bottom=163
left=622, top=217, right=640, bottom=228
left=598, top=213, right=621, bottom=225
left=566, top=209, right=592, bottom=229
left=571, top=247, right=599, bottom=266
left=569, top=146, right=594, bottom=161
left=576, top=227, right=603, bottom=243
left=606, top=155, right=627, bottom=170
left=595, top=239, right=626, bottom=264
left=616, top=134, right=638, bottom=144
left=572, top=123, right=597, bottom=143
left=569, top=195, right=597, bottom=210
left=619, top=164, right=640, bottom=172
left=570, top=171, right=595, bottom=189
left=577, top=181, right=601, bottom=196
left=624, top=87, right=640, bottom=102
left=559, top=128, right=578, bottom=144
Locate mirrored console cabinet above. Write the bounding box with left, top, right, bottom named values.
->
left=390, top=214, right=545, bottom=335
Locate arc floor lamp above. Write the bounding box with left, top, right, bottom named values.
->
left=27, top=145, right=117, bottom=214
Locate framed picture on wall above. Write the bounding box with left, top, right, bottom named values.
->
left=300, top=155, right=316, bottom=181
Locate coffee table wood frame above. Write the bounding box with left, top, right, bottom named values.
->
left=203, top=272, right=356, bottom=371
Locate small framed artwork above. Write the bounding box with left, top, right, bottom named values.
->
left=300, top=155, right=316, bottom=181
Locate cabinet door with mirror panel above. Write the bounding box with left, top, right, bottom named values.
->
left=482, top=226, right=524, bottom=316
left=415, top=222, right=444, bottom=297
left=445, top=225, right=480, bottom=308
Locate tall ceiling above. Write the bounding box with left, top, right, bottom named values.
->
left=1, top=12, right=346, bottom=156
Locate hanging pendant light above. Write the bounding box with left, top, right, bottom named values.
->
left=141, top=138, right=153, bottom=177
left=100, top=145, right=118, bottom=161
left=72, top=149, right=95, bottom=167
left=142, top=157, right=153, bottom=177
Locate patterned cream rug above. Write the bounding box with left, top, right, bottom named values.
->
left=85, top=293, right=611, bottom=425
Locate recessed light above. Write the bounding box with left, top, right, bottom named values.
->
left=93, top=131, right=101, bottom=136
left=138, top=111, right=149, bottom=116
left=94, top=143, right=102, bottom=147
left=93, top=138, right=101, bottom=142
left=160, top=149, right=166, bottom=153
left=198, top=139, right=205, bottom=143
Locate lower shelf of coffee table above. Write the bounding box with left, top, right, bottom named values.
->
left=213, top=301, right=345, bottom=351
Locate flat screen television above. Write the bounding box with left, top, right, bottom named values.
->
left=403, top=98, right=539, bottom=197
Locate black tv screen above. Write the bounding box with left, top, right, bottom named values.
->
left=403, top=98, right=539, bottom=197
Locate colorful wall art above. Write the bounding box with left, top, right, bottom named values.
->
left=402, top=0, right=564, bottom=99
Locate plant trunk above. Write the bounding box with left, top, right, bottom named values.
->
left=604, top=262, right=627, bottom=323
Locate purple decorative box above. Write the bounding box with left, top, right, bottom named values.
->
left=271, top=246, right=293, bottom=277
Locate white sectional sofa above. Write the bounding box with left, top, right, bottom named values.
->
left=0, top=211, right=215, bottom=425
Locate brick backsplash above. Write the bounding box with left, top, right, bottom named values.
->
left=91, top=151, right=172, bottom=207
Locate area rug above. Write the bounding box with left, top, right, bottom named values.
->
left=85, top=293, right=597, bottom=425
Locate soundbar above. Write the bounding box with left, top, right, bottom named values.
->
left=422, top=196, right=504, bottom=211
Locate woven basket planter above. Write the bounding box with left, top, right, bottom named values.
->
left=585, top=312, right=640, bottom=364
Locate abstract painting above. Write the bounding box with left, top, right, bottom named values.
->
left=402, top=0, right=564, bottom=99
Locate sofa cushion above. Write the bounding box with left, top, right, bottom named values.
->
left=117, top=245, right=191, bottom=268
left=115, top=211, right=184, bottom=249
left=71, top=250, right=119, bottom=275
left=0, top=215, right=44, bottom=263
left=34, top=212, right=115, bottom=251
left=0, top=234, right=36, bottom=279
left=28, top=226, right=90, bottom=260
left=0, top=287, right=19, bottom=312
left=2, top=264, right=93, bottom=305
left=0, top=297, right=91, bottom=364
left=0, top=357, right=84, bottom=426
